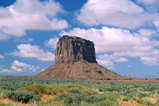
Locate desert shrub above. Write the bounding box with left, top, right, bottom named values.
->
left=143, top=100, right=155, bottom=106
left=54, top=93, right=72, bottom=101
left=1, top=85, right=16, bottom=91
left=127, top=91, right=140, bottom=97
left=133, top=97, right=143, bottom=104
left=4, top=91, right=41, bottom=103
left=142, top=87, right=156, bottom=91
left=123, top=96, right=130, bottom=101
left=0, top=93, right=4, bottom=99
left=63, top=93, right=86, bottom=105
left=97, top=100, right=119, bottom=106
left=69, top=88, right=82, bottom=94
left=103, top=87, right=116, bottom=92
left=81, top=102, right=96, bottom=106
left=85, top=95, right=105, bottom=103
left=0, top=102, right=12, bottom=106
left=99, top=93, right=118, bottom=101
left=137, top=92, right=148, bottom=98
left=99, top=88, right=103, bottom=92
left=25, top=84, right=52, bottom=95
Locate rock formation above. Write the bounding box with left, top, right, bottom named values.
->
left=55, top=35, right=97, bottom=64
left=36, top=35, right=132, bottom=80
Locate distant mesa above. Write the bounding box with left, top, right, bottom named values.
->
left=36, top=35, right=132, bottom=80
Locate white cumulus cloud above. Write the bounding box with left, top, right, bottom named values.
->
left=140, top=57, right=159, bottom=66
left=44, top=37, right=59, bottom=49
left=11, top=65, right=22, bottom=72
left=0, top=69, right=13, bottom=73
left=76, top=0, right=156, bottom=29
left=0, top=0, right=68, bottom=40
left=0, top=60, right=40, bottom=73
left=138, top=29, right=156, bottom=37
left=11, top=60, right=30, bottom=68
left=10, top=44, right=55, bottom=61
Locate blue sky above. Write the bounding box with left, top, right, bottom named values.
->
left=0, top=0, right=159, bottom=78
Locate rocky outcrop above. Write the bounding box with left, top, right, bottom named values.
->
left=36, top=35, right=133, bottom=81
left=55, top=35, right=97, bottom=64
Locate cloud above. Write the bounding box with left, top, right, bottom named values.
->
left=11, top=65, right=22, bottom=72
left=113, top=57, right=129, bottom=62
left=138, top=29, right=156, bottom=37
left=44, top=37, right=59, bottom=49
left=140, top=57, right=159, bottom=66
left=60, top=27, right=159, bottom=66
left=11, top=60, right=30, bottom=68
left=0, top=69, right=13, bottom=73
left=135, top=0, right=159, bottom=12
left=0, top=54, right=4, bottom=59
left=14, top=38, right=34, bottom=42
left=136, top=0, right=159, bottom=5
left=10, top=44, right=55, bottom=61
left=12, top=60, right=39, bottom=72
left=0, top=0, right=68, bottom=40
left=76, top=0, right=157, bottom=29
left=97, top=54, right=128, bottom=69
left=0, top=60, right=40, bottom=74
left=0, top=32, right=10, bottom=40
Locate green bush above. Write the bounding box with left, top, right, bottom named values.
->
left=99, top=88, right=103, bottom=92
left=99, top=94, right=118, bottom=101
left=97, top=100, right=119, bottom=106
left=63, top=93, right=86, bottom=105
left=85, top=95, right=105, bottom=103
left=123, top=96, right=130, bottom=101
left=4, top=91, right=41, bottom=103
left=133, top=97, right=143, bottom=104
left=137, top=92, right=148, bottom=98
left=69, top=88, right=82, bottom=94
left=1, top=85, right=16, bottom=91
left=25, top=84, right=52, bottom=95
left=54, top=93, right=72, bottom=101
left=0, top=102, right=12, bottom=106
left=143, top=100, right=155, bottom=106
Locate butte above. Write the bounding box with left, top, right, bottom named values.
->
left=36, top=35, right=132, bottom=81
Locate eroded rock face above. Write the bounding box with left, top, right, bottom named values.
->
left=55, top=35, right=97, bottom=64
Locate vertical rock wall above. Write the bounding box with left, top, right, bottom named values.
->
left=55, top=35, right=97, bottom=64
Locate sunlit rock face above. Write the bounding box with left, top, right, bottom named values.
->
left=55, top=35, right=97, bottom=64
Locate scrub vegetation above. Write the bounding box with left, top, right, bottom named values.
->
left=0, top=76, right=158, bottom=106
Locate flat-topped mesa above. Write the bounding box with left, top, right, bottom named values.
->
left=55, top=35, right=97, bottom=64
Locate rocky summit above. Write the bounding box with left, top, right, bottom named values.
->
left=36, top=35, right=132, bottom=80
left=55, top=35, right=97, bottom=64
